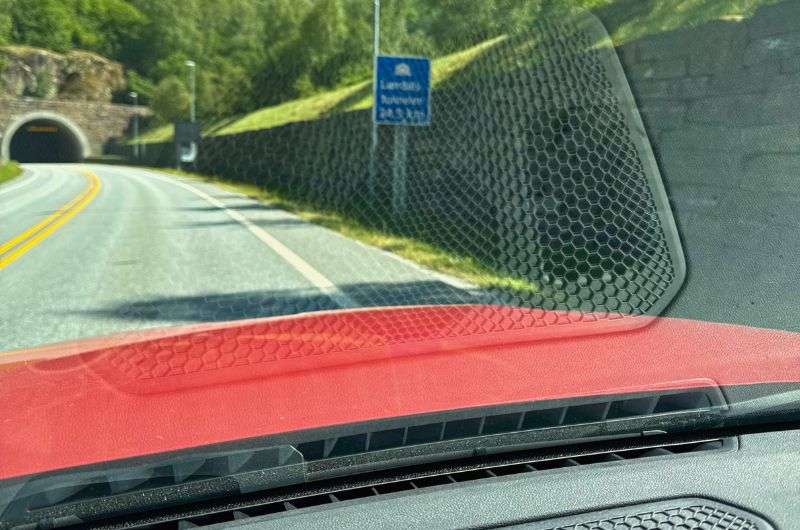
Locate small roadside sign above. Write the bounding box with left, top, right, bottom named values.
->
left=374, top=55, right=431, bottom=126
left=174, top=121, right=200, bottom=165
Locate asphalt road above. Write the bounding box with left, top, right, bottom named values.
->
left=0, top=164, right=477, bottom=352
left=3, top=162, right=796, bottom=353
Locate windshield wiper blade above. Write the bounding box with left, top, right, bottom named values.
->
left=724, top=388, right=800, bottom=424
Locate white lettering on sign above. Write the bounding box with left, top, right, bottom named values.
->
left=380, top=95, right=424, bottom=106
left=375, top=55, right=431, bottom=126
left=379, top=80, right=423, bottom=92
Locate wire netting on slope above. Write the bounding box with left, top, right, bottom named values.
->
left=116, top=9, right=685, bottom=355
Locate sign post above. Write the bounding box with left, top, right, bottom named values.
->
left=392, top=127, right=408, bottom=216
left=129, top=91, right=139, bottom=160
left=368, top=0, right=381, bottom=199
left=374, top=55, right=431, bottom=217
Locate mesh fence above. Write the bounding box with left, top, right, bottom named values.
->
left=116, top=9, right=685, bottom=351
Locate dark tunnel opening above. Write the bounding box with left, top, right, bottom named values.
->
left=8, top=119, right=85, bottom=163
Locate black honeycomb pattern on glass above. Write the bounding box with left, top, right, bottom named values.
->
left=192, top=12, right=681, bottom=331
left=545, top=504, right=762, bottom=530
left=100, top=10, right=685, bottom=361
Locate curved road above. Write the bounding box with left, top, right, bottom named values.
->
left=0, top=164, right=475, bottom=352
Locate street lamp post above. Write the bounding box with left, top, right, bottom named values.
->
left=129, top=91, right=139, bottom=160
left=186, top=60, right=197, bottom=122
left=368, top=0, right=380, bottom=198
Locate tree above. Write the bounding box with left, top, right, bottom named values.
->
left=126, top=70, right=154, bottom=104
left=7, top=0, right=146, bottom=56
left=252, top=0, right=312, bottom=106
left=70, top=0, right=147, bottom=58
left=198, top=60, right=253, bottom=118
left=8, top=0, right=75, bottom=52
left=123, top=0, right=200, bottom=78
left=0, top=0, right=12, bottom=46
left=124, top=0, right=264, bottom=119
left=150, top=76, right=191, bottom=123
left=295, top=0, right=347, bottom=89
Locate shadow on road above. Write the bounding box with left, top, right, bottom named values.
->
left=60, top=280, right=478, bottom=323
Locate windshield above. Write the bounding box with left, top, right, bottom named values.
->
left=1, top=0, right=800, bottom=524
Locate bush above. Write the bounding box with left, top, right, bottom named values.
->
left=150, top=75, right=190, bottom=123
left=0, top=161, right=22, bottom=184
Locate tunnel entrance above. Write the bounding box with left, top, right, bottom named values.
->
left=8, top=118, right=86, bottom=163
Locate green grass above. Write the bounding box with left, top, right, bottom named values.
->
left=135, top=123, right=174, bottom=144
left=155, top=167, right=537, bottom=295
left=215, top=81, right=371, bottom=136
left=134, top=115, right=246, bottom=144
left=0, top=161, right=22, bottom=185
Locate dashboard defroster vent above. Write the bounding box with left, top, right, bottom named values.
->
left=78, top=438, right=733, bottom=530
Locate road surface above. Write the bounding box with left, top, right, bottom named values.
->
left=0, top=164, right=477, bottom=352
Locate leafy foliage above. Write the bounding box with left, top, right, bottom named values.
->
left=2, top=0, right=779, bottom=123
left=0, top=161, right=22, bottom=185
left=7, top=0, right=144, bottom=55
left=3, top=0, right=548, bottom=120
left=0, top=0, right=12, bottom=47
left=150, top=76, right=190, bottom=123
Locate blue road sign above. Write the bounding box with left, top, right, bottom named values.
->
left=374, top=55, right=431, bottom=126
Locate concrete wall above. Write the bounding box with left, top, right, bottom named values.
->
left=609, top=0, right=800, bottom=327
left=0, top=97, right=148, bottom=159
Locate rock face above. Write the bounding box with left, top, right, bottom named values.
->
left=0, top=46, right=125, bottom=103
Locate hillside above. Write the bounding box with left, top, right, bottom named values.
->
left=134, top=0, right=781, bottom=145
left=134, top=36, right=505, bottom=144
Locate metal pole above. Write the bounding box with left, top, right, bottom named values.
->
left=392, top=127, right=408, bottom=217
left=368, top=0, right=380, bottom=198
left=182, top=60, right=197, bottom=171
left=129, top=92, right=139, bottom=160
left=186, top=60, right=197, bottom=122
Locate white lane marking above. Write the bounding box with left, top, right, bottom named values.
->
left=0, top=168, right=39, bottom=197
left=134, top=169, right=358, bottom=309
left=164, top=174, right=480, bottom=293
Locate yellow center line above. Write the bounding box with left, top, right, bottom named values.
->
left=0, top=170, right=101, bottom=270
left=0, top=183, right=86, bottom=256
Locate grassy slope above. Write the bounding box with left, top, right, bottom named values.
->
left=136, top=123, right=174, bottom=143
left=135, top=0, right=780, bottom=144
left=157, top=168, right=536, bottom=294
left=134, top=36, right=506, bottom=144
left=215, top=36, right=506, bottom=136
left=0, top=162, right=22, bottom=185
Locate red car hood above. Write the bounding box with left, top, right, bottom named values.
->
left=1, top=305, right=800, bottom=481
